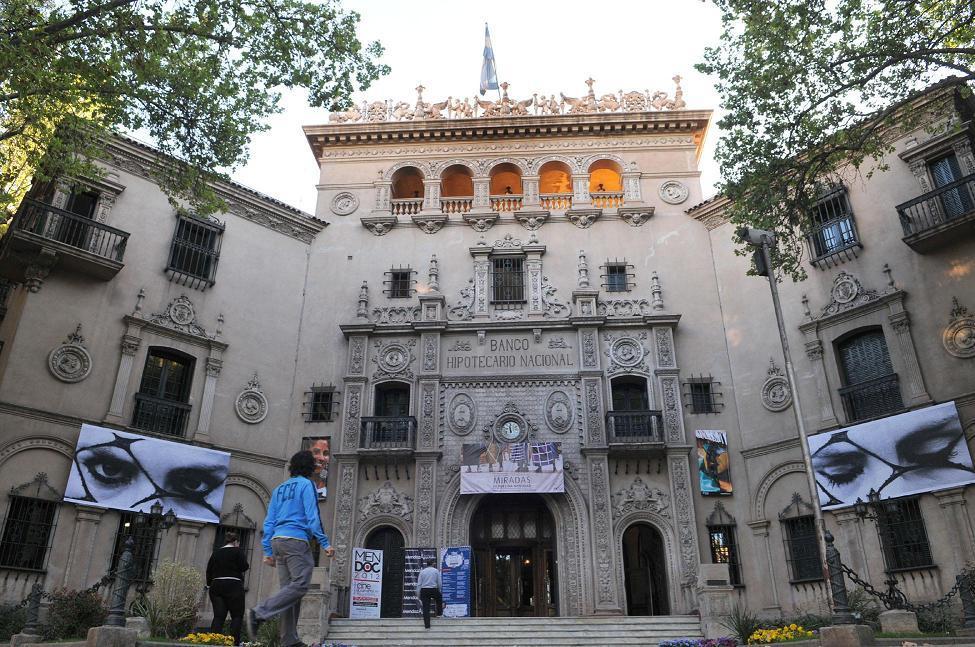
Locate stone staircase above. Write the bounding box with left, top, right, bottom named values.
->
left=324, top=615, right=704, bottom=646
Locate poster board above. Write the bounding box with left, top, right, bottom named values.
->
left=401, top=547, right=438, bottom=617
left=696, top=429, right=732, bottom=495
left=349, top=547, right=383, bottom=619
left=441, top=546, right=472, bottom=617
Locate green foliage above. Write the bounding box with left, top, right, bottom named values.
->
left=0, top=0, right=389, bottom=215
left=140, top=560, right=206, bottom=639
left=846, top=587, right=881, bottom=629
left=778, top=612, right=830, bottom=631
left=721, top=602, right=765, bottom=644
left=255, top=616, right=280, bottom=647
left=41, top=587, right=107, bottom=640
left=697, top=0, right=975, bottom=280
left=915, top=602, right=959, bottom=634
left=0, top=603, right=26, bottom=640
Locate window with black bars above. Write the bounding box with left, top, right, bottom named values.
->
left=132, top=348, right=194, bottom=437
left=384, top=267, right=415, bottom=298
left=213, top=525, right=255, bottom=586
left=707, top=525, right=742, bottom=586
left=837, top=329, right=903, bottom=423
left=491, top=256, right=525, bottom=303
left=683, top=375, right=722, bottom=414
left=303, top=385, right=339, bottom=423
left=0, top=496, right=58, bottom=571
left=806, top=186, right=860, bottom=264
left=601, top=260, right=634, bottom=292
left=166, top=215, right=224, bottom=290
left=877, top=497, right=934, bottom=571
left=781, top=515, right=822, bottom=582
left=111, top=513, right=159, bottom=583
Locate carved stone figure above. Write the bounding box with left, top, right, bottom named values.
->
left=48, top=324, right=92, bottom=383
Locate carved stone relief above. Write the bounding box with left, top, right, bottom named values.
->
left=372, top=306, right=421, bottom=325
left=358, top=480, right=413, bottom=521
left=48, top=324, right=92, bottom=383
left=567, top=210, right=600, bottom=229
left=333, top=463, right=357, bottom=584
left=420, top=382, right=436, bottom=448
left=349, top=336, right=366, bottom=374
left=612, top=476, right=671, bottom=519
left=447, top=392, right=477, bottom=436
left=818, top=271, right=881, bottom=318
left=944, top=297, right=975, bottom=359
left=235, top=372, right=269, bottom=424
left=603, top=332, right=650, bottom=375
left=590, top=458, right=616, bottom=606
left=659, top=376, right=684, bottom=444
left=447, top=280, right=475, bottom=321
left=584, top=379, right=604, bottom=444
left=581, top=329, right=598, bottom=368
left=149, top=294, right=211, bottom=338
left=372, top=339, right=416, bottom=380
left=545, top=390, right=574, bottom=433
left=669, top=456, right=699, bottom=587
left=658, top=180, right=689, bottom=205
left=654, top=328, right=675, bottom=369
left=597, top=299, right=653, bottom=317
left=342, top=385, right=363, bottom=449
left=541, top=277, right=570, bottom=318
left=414, top=462, right=435, bottom=545
left=330, top=191, right=359, bottom=216
left=761, top=358, right=793, bottom=412
left=422, top=334, right=438, bottom=371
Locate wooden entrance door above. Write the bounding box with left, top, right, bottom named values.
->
left=622, top=523, right=669, bottom=616
left=365, top=526, right=405, bottom=617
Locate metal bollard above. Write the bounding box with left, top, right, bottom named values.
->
left=105, top=536, right=135, bottom=627
left=824, top=530, right=855, bottom=624
left=22, top=583, right=43, bottom=636
left=960, top=571, right=975, bottom=630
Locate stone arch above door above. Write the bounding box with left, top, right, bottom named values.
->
left=613, top=511, right=682, bottom=615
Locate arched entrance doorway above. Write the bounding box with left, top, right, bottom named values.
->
left=364, top=526, right=405, bottom=617
left=622, top=523, right=669, bottom=615
left=469, top=494, right=557, bottom=617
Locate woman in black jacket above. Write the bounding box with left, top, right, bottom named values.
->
left=206, top=531, right=250, bottom=644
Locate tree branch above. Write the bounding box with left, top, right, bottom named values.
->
left=12, top=0, right=138, bottom=43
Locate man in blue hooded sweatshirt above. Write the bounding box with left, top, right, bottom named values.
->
left=247, top=450, right=333, bottom=647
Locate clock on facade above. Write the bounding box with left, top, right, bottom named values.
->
left=498, top=420, right=523, bottom=442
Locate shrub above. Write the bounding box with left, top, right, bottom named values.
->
left=180, top=632, right=234, bottom=645
left=0, top=603, right=26, bottom=641
left=41, top=587, right=107, bottom=640
left=721, top=603, right=764, bottom=644
left=916, top=603, right=958, bottom=634
left=779, top=612, right=830, bottom=631
left=846, top=587, right=881, bottom=629
left=142, top=560, right=205, bottom=639
left=256, top=616, right=280, bottom=647
left=748, top=624, right=815, bottom=644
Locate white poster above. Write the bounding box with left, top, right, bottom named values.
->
left=64, top=424, right=230, bottom=523
left=808, top=402, right=975, bottom=509
left=350, top=547, right=383, bottom=619
left=460, top=442, right=564, bottom=494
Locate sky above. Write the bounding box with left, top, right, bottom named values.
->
left=230, top=0, right=727, bottom=214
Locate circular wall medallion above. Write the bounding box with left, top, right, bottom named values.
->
left=761, top=376, right=793, bottom=412
left=331, top=192, right=359, bottom=216
left=235, top=389, right=268, bottom=424
left=545, top=391, right=574, bottom=433
left=378, top=344, right=410, bottom=374
left=48, top=344, right=92, bottom=383
left=611, top=337, right=644, bottom=368
left=169, top=298, right=196, bottom=326
left=658, top=180, right=689, bottom=205
left=831, top=276, right=859, bottom=304
left=448, top=393, right=477, bottom=436
left=943, top=316, right=975, bottom=358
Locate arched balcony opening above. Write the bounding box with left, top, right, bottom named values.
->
left=589, top=160, right=624, bottom=208
left=539, top=161, right=573, bottom=211
left=489, top=163, right=523, bottom=212
left=391, top=167, right=424, bottom=215
left=441, top=164, right=474, bottom=214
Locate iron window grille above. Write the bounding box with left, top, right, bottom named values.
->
left=303, top=385, right=339, bottom=423
left=806, top=185, right=861, bottom=267
left=601, top=260, right=634, bottom=292
left=0, top=474, right=61, bottom=571
left=779, top=493, right=822, bottom=582
left=166, top=214, right=224, bottom=290
left=837, top=330, right=904, bottom=423
left=491, top=256, right=525, bottom=303
left=111, top=513, right=159, bottom=583
left=384, top=267, right=416, bottom=299
left=132, top=348, right=194, bottom=437
left=683, top=375, right=723, bottom=414
left=876, top=497, right=934, bottom=571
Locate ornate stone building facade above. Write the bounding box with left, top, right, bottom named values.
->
left=0, top=78, right=973, bottom=630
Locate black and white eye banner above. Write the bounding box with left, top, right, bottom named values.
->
left=64, top=424, right=231, bottom=523
left=808, top=402, right=975, bottom=510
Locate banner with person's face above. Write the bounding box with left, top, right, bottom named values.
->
left=460, top=442, right=564, bottom=494
left=64, top=424, right=230, bottom=523
left=808, top=402, right=975, bottom=509
left=301, top=436, right=331, bottom=499
left=696, top=429, right=732, bottom=495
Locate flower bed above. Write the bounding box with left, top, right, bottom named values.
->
left=748, top=624, right=815, bottom=644
left=660, top=638, right=737, bottom=647
left=179, top=633, right=234, bottom=645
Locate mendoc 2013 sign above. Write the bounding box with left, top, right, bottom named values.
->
left=350, top=547, right=383, bottom=619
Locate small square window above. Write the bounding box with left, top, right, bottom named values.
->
left=601, top=260, right=633, bottom=292
left=384, top=267, right=415, bottom=298
left=491, top=256, right=525, bottom=303
left=684, top=376, right=722, bottom=414
left=304, top=386, right=338, bottom=422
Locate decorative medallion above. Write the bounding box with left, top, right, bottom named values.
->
left=448, top=393, right=477, bottom=436
left=358, top=480, right=413, bottom=521
left=761, top=358, right=793, bottom=412
left=48, top=324, right=92, bottom=383
left=169, top=296, right=195, bottom=325
left=818, top=271, right=881, bottom=318
left=372, top=339, right=417, bottom=379
left=611, top=337, right=644, bottom=367
left=149, top=294, right=209, bottom=337
left=658, top=180, right=689, bottom=205
left=612, top=476, right=671, bottom=519
left=545, top=390, right=574, bottom=434
left=944, top=297, right=975, bottom=358
left=330, top=191, right=359, bottom=216
left=235, top=372, right=268, bottom=424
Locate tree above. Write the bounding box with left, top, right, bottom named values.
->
left=0, top=0, right=389, bottom=215
left=698, top=0, right=975, bottom=280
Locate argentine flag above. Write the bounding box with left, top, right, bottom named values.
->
left=479, top=23, right=498, bottom=96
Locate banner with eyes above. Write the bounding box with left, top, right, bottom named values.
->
left=808, top=402, right=975, bottom=509
left=64, top=424, right=231, bottom=523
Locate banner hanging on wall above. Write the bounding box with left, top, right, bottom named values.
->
left=401, top=547, right=439, bottom=617
left=808, top=402, right=975, bottom=510
left=460, top=442, right=564, bottom=494
left=349, top=547, right=383, bottom=619
left=441, top=546, right=472, bottom=617
left=300, top=436, right=330, bottom=500
left=696, top=430, right=732, bottom=495
left=64, top=424, right=230, bottom=523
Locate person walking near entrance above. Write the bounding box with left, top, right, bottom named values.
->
left=247, top=451, right=334, bottom=647
left=416, top=558, right=443, bottom=629
left=206, top=531, right=249, bottom=644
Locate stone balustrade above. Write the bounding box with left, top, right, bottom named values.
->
left=441, top=197, right=474, bottom=214
left=391, top=198, right=423, bottom=215
left=540, top=193, right=573, bottom=211
left=591, top=191, right=625, bottom=209
left=490, top=195, right=524, bottom=212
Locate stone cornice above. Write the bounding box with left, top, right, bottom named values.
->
left=339, top=313, right=681, bottom=337
left=686, top=194, right=731, bottom=230
left=740, top=436, right=801, bottom=460
left=100, top=135, right=327, bottom=244
left=124, top=314, right=229, bottom=352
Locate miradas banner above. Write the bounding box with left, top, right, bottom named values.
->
left=460, top=442, right=564, bottom=494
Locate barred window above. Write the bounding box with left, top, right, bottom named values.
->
left=707, top=525, right=742, bottom=586
left=683, top=376, right=722, bottom=414
left=390, top=271, right=412, bottom=298
left=166, top=215, right=224, bottom=289
left=132, top=348, right=194, bottom=437
left=807, top=187, right=860, bottom=263
left=491, top=256, right=525, bottom=303
left=304, top=386, right=337, bottom=423
left=111, top=513, right=158, bottom=582
left=877, top=497, right=934, bottom=571
left=781, top=515, right=821, bottom=582
left=0, top=496, right=58, bottom=571
left=837, top=329, right=903, bottom=423
left=602, top=260, right=633, bottom=292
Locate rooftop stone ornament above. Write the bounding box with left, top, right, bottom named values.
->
left=325, top=76, right=688, bottom=124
